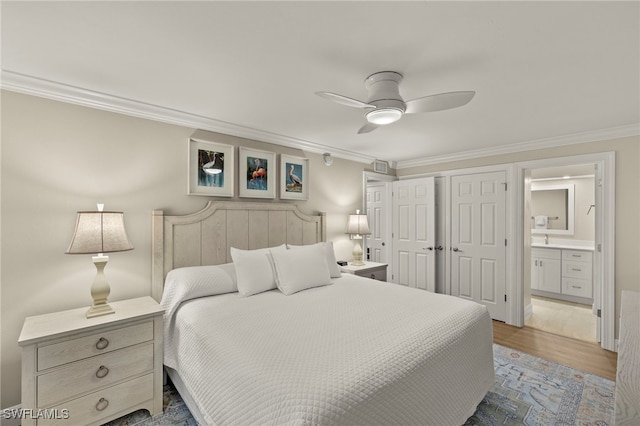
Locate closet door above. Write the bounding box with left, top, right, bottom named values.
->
left=451, top=171, right=507, bottom=321
left=392, top=177, right=436, bottom=292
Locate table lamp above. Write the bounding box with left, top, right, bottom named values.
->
left=66, top=204, right=133, bottom=318
left=346, top=210, right=371, bottom=266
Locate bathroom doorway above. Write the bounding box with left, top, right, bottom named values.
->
left=518, top=152, right=616, bottom=351
left=526, top=164, right=597, bottom=342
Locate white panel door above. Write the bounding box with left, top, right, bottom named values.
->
left=366, top=182, right=388, bottom=263
left=392, top=177, right=435, bottom=292
left=451, top=171, right=507, bottom=321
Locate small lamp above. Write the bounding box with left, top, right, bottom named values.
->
left=346, top=210, right=371, bottom=266
left=66, top=204, right=133, bottom=318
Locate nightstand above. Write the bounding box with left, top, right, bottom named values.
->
left=340, top=261, right=388, bottom=281
left=18, top=296, right=164, bottom=426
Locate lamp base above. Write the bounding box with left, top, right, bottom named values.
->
left=86, top=303, right=115, bottom=318
left=351, top=238, right=366, bottom=266
left=87, top=255, right=116, bottom=319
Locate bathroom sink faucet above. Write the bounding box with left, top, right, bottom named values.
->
left=544, top=234, right=549, bottom=245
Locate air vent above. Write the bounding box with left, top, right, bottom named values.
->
left=373, top=160, right=389, bottom=174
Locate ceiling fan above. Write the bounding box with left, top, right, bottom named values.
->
left=315, top=71, right=475, bottom=134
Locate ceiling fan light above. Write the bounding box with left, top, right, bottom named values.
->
left=366, top=108, right=403, bottom=125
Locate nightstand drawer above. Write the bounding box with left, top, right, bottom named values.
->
left=38, top=321, right=153, bottom=371
left=37, top=343, right=153, bottom=407
left=40, top=373, right=154, bottom=426
left=356, top=267, right=387, bottom=281
left=562, top=277, right=593, bottom=298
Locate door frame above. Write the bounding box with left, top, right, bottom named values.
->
left=514, top=152, right=615, bottom=351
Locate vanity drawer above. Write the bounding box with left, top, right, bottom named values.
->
left=39, top=374, right=154, bottom=426
left=562, top=260, right=592, bottom=280
left=562, top=277, right=593, bottom=298
left=37, top=343, right=153, bottom=408
left=38, top=321, right=153, bottom=371
left=562, top=250, right=592, bottom=262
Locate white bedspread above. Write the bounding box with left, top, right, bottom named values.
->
left=162, top=273, right=494, bottom=426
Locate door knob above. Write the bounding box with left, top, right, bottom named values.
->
left=436, top=246, right=443, bottom=251
left=423, top=247, right=434, bottom=251
left=452, top=247, right=462, bottom=252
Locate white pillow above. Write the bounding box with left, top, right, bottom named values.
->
left=231, top=245, right=286, bottom=297
left=164, top=263, right=238, bottom=297
left=288, top=241, right=341, bottom=278
left=272, top=243, right=331, bottom=295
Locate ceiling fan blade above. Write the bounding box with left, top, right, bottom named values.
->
left=357, top=122, right=379, bottom=134
left=315, top=91, right=374, bottom=109
left=405, top=91, right=475, bottom=114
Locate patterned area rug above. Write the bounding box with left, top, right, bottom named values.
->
left=106, top=344, right=614, bottom=426
left=465, top=345, right=614, bottom=425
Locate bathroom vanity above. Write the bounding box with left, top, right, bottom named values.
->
left=531, top=244, right=593, bottom=304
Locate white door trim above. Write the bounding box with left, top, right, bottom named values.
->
left=514, top=152, right=615, bottom=351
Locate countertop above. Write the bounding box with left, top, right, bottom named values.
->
left=531, top=243, right=594, bottom=251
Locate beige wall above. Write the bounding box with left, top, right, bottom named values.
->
left=0, top=91, right=367, bottom=407
left=399, top=136, right=640, bottom=342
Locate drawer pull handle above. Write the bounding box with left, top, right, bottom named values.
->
left=96, top=365, right=110, bottom=379
left=572, top=285, right=582, bottom=289
left=370, top=274, right=376, bottom=279
left=572, top=268, right=582, bottom=272
left=95, top=397, right=109, bottom=412
left=572, top=254, right=581, bottom=257
left=95, top=337, right=109, bottom=350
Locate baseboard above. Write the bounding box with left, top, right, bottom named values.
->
left=524, top=303, right=533, bottom=320
left=1, top=405, right=22, bottom=426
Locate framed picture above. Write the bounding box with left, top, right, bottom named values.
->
left=280, top=154, right=308, bottom=200
left=239, top=147, right=276, bottom=199
left=188, top=138, right=234, bottom=197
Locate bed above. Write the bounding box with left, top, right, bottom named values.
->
left=153, top=201, right=494, bottom=425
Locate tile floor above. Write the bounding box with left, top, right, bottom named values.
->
left=525, top=295, right=597, bottom=342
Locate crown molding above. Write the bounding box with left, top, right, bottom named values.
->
left=0, top=70, right=376, bottom=164
left=396, top=124, right=640, bottom=169
left=3, top=71, right=637, bottom=169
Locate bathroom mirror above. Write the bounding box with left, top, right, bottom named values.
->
left=531, top=183, right=575, bottom=235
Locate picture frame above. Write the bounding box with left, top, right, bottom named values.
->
left=280, top=154, right=309, bottom=200
left=188, top=138, right=234, bottom=197
left=239, top=147, right=276, bottom=199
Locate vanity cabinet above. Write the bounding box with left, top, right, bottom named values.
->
left=531, top=246, right=593, bottom=303
left=531, top=248, right=562, bottom=293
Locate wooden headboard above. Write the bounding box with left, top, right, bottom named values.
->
left=151, top=201, right=326, bottom=301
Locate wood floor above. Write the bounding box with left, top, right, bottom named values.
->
left=493, top=320, right=617, bottom=381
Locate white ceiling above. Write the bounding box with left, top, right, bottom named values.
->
left=2, top=1, right=639, bottom=167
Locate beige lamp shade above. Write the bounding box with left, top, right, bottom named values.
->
left=346, top=211, right=371, bottom=237
left=66, top=211, right=133, bottom=254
